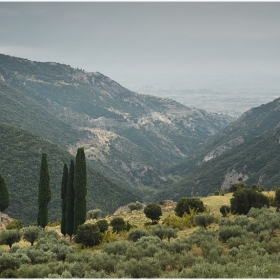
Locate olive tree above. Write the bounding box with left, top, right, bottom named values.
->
left=0, top=229, right=22, bottom=249
left=194, top=213, right=215, bottom=229
left=23, top=226, right=42, bottom=246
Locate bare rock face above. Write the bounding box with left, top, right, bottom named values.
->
left=221, top=169, right=248, bottom=190
left=203, top=136, right=244, bottom=162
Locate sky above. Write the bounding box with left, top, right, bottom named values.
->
left=1, top=2, right=280, bottom=89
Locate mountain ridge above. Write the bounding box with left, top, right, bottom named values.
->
left=0, top=53, right=232, bottom=195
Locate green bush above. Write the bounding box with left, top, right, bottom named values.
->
left=127, top=201, right=143, bottom=211
left=151, top=224, right=178, bottom=241
left=0, top=229, right=22, bottom=249
left=116, top=257, right=161, bottom=278
left=230, top=189, right=269, bottom=215
left=23, top=226, right=42, bottom=246
left=143, top=203, right=162, bottom=224
left=219, top=225, right=247, bottom=242
left=96, top=219, right=109, bottom=233
left=228, top=182, right=247, bottom=193
left=110, top=217, right=130, bottom=233
left=163, top=211, right=196, bottom=229
left=75, top=223, right=101, bottom=247
left=175, top=197, right=205, bottom=217
left=194, top=213, right=215, bottom=229
left=128, top=228, right=151, bottom=242
left=220, top=205, right=231, bottom=217
left=0, top=252, right=22, bottom=273
left=102, top=240, right=131, bottom=255
left=6, top=219, right=24, bottom=230
left=87, top=209, right=102, bottom=220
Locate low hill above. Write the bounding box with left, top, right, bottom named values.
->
left=0, top=122, right=141, bottom=225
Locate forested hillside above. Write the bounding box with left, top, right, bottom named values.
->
left=162, top=98, right=280, bottom=200
left=0, top=122, right=140, bottom=225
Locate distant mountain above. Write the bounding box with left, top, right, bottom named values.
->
left=0, top=122, right=141, bottom=225
left=0, top=54, right=232, bottom=197
left=161, top=97, right=280, bottom=200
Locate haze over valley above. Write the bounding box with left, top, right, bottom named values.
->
left=125, top=75, right=280, bottom=118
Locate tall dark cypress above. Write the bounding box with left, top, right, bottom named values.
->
left=73, top=147, right=87, bottom=234
left=37, top=153, right=51, bottom=229
left=0, top=173, right=9, bottom=229
left=66, top=159, right=75, bottom=242
left=60, top=163, right=68, bottom=236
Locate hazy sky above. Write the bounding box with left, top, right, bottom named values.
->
left=1, top=2, right=280, bottom=88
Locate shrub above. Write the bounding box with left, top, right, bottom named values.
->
left=194, top=213, right=215, bottom=229
left=75, top=223, right=101, bottom=247
left=151, top=224, right=178, bottom=241
left=163, top=211, right=196, bottom=229
left=18, top=263, right=52, bottom=278
left=102, top=240, right=131, bottom=255
left=0, top=252, right=22, bottom=273
left=230, top=189, right=269, bottom=215
left=6, top=219, right=24, bottom=230
left=128, top=201, right=143, bottom=211
left=87, top=209, right=102, bottom=220
left=23, top=247, right=56, bottom=264
left=128, top=228, right=151, bottom=242
left=116, top=257, right=161, bottom=278
left=219, top=225, right=247, bottom=242
left=143, top=203, right=162, bottom=224
left=23, top=226, right=42, bottom=246
left=0, top=268, right=19, bottom=278
left=228, top=182, right=247, bottom=193
left=274, top=187, right=280, bottom=207
left=96, top=219, right=109, bottom=233
left=251, top=184, right=265, bottom=192
left=0, top=229, right=22, bottom=249
left=175, top=197, right=205, bottom=217
left=100, top=230, right=118, bottom=243
left=220, top=205, right=231, bottom=217
left=110, top=217, right=129, bottom=233
left=38, top=229, right=60, bottom=240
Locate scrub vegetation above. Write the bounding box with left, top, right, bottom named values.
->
left=1, top=188, right=280, bottom=278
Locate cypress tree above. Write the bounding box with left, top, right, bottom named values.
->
left=37, top=153, right=51, bottom=229
left=60, top=163, right=68, bottom=236
left=0, top=173, right=9, bottom=229
left=66, top=159, right=75, bottom=242
left=73, top=147, right=87, bottom=234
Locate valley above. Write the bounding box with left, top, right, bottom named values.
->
left=0, top=53, right=280, bottom=225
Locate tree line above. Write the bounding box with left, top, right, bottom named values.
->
left=0, top=147, right=87, bottom=241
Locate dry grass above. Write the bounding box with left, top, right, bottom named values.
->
left=201, top=193, right=232, bottom=214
